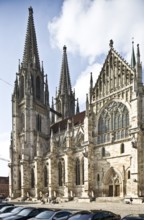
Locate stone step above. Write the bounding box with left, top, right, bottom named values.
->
left=96, top=197, right=123, bottom=203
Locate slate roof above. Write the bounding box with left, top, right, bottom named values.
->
left=51, top=111, right=85, bottom=134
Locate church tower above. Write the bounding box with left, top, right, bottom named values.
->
left=55, top=46, right=75, bottom=121
left=9, top=7, right=50, bottom=199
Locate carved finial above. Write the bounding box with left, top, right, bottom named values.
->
left=63, top=45, right=67, bottom=51
left=131, top=39, right=136, bottom=68
left=29, top=6, right=33, bottom=14
left=137, top=44, right=140, bottom=57
left=109, top=39, right=114, bottom=48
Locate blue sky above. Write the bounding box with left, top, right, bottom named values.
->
left=0, top=0, right=144, bottom=176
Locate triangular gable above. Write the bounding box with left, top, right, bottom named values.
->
left=92, top=42, right=135, bottom=101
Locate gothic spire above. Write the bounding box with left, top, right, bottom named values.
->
left=22, top=7, right=40, bottom=69
left=58, top=45, right=72, bottom=95
left=131, top=40, right=136, bottom=68
left=55, top=46, right=75, bottom=120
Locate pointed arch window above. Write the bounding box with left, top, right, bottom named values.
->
left=82, top=158, right=84, bottom=185
left=58, top=161, right=63, bottom=186
left=36, top=76, right=41, bottom=100
left=97, top=174, right=100, bottom=182
left=120, top=143, right=125, bottom=154
left=21, top=75, right=24, bottom=98
left=44, top=166, right=48, bottom=187
left=31, top=168, right=35, bottom=188
left=21, top=113, right=25, bottom=132
left=36, top=114, right=41, bottom=132
left=128, top=170, right=130, bottom=179
left=102, top=147, right=105, bottom=157
left=18, top=170, right=21, bottom=190
left=75, top=159, right=80, bottom=185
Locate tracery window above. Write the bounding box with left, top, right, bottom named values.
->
left=31, top=168, right=35, bottom=188
left=98, top=101, right=129, bottom=144
left=75, top=159, right=80, bottom=185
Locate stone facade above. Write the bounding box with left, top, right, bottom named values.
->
left=9, top=8, right=144, bottom=201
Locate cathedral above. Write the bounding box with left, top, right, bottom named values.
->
left=9, top=7, right=144, bottom=201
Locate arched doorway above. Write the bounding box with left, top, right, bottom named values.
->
left=103, top=167, right=122, bottom=197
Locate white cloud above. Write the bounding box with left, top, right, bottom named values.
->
left=48, top=0, right=144, bottom=61
left=48, top=0, right=144, bottom=108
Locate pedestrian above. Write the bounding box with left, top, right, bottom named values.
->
left=130, top=197, right=133, bottom=204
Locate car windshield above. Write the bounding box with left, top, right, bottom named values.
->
left=11, top=207, right=23, bottom=214
left=68, top=213, right=92, bottom=220
left=18, top=208, right=33, bottom=216
left=0, top=207, right=9, bottom=212
left=35, top=210, right=54, bottom=218
left=127, top=214, right=144, bottom=218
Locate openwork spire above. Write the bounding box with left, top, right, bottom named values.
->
left=22, top=7, right=40, bottom=69
left=58, top=45, right=72, bottom=95
left=55, top=46, right=75, bottom=120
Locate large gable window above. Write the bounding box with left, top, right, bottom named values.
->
left=98, top=101, right=129, bottom=144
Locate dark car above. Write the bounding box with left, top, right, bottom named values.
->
left=65, top=210, right=121, bottom=220
left=0, top=206, right=15, bottom=213
left=0, top=206, right=25, bottom=219
left=122, top=214, right=144, bottom=219
left=28, top=209, right=72, bottom=220
left=3, top=207, right=51, bottom=220
left=0, top=204, right=14, bottom=210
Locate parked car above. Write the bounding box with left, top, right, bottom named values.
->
left=0, top=206, right=15, bottom=213
left=2, top=207, right=52, bottom=220
left=0, top=206, right=25, bottom=219
left=65, top=210, right=121, bottom=220
left=28, top=209, right=72, bottom=220
left=0, top=204, right=14, bottom=211
left=122, top=214, right=144, bottom=219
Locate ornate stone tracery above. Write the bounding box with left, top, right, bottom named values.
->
left=97, top=101, right=129, bottom=144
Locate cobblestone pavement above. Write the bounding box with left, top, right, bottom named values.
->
left=18, top=200, right=144, bottom=218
